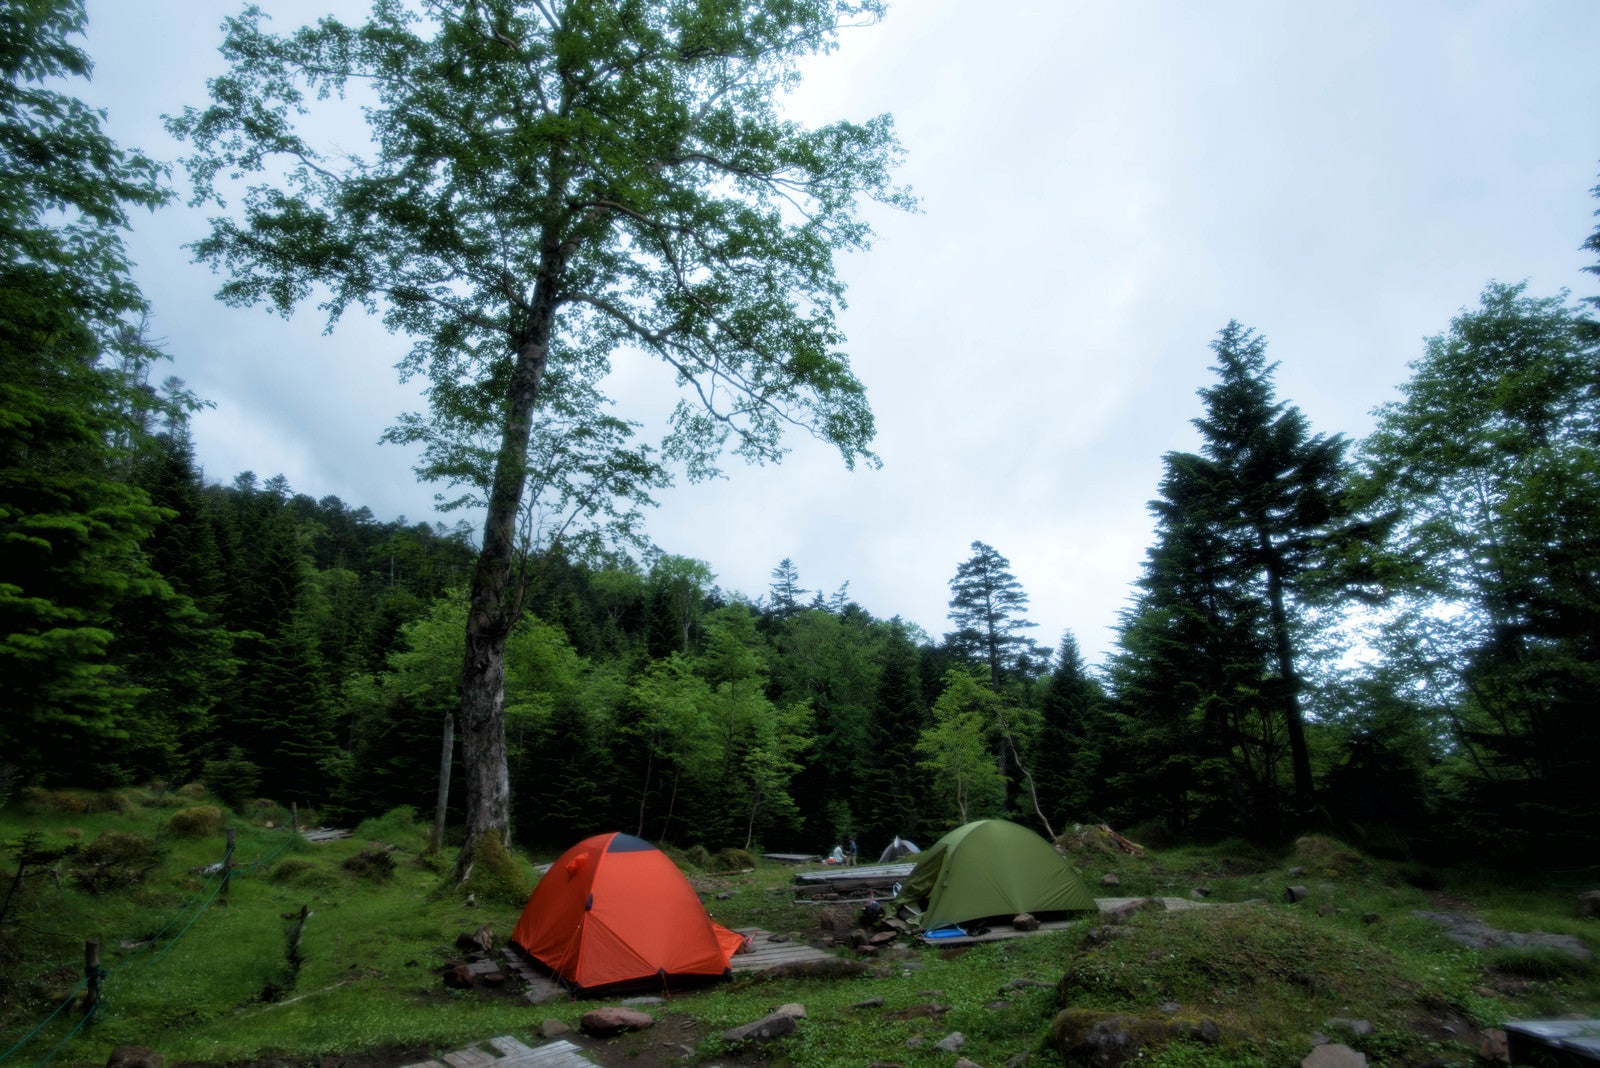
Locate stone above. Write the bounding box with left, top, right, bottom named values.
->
left=442, top=964, right=475, bottom=989
left=852, top=996, right=885, bottom=1009
left=1479, top=1028, right=1509, bottom=1064
left=106, top=1046, right=162, bottom=1068
left=580, top=1007, right=655, bottom=1037
left=1360, top=912, right=1381, bottom=925
left=455, top=925, right=494, bottom=953
left=776, top=1002, right=807, bottom=1019
left=1301, top=1043, right=1366, bottom=1067
left=1012, top=913, right=1040, bottom=931
left=1191, top=887, right=1211, bottom=898
left=721, top=1011, right=798, bottom=1044
left=1323, top=1018, right=1373, bottom=1037
left=1100, top=872, right=1121, bottom=886
left=1050, top=1009, right=1222, bottom=1066
left=955, top=1059, right=983, bottom=1068
left=1285, top=885, right=1310, bottom=903
left=934, top=1032, right=967, bottom=1052
left=999, top=978, right=1052, bottom=993
left=870, top=930, right=899, bottom=946
left=1577, top=890, right=1600, bottom=919
left=540, top=1018, right=571, bottom=1038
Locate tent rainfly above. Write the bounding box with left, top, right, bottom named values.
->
left=511, top=832, right=746, bottom=993
left=892, top=819, right=1096, bottom=930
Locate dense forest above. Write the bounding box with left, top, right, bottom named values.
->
left=3, top=0, right=1597, bottom=871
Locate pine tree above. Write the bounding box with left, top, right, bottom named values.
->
left=944, top=541, right=1046, bottom=688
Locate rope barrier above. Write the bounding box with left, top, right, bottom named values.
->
left=1, top=824, right=303, bottom=1067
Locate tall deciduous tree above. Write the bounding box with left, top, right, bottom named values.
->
left=171, top=0, right=911, bottom=878
left=1360, top=282, right=1600, bottom=851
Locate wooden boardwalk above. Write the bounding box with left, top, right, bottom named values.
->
left=400, top=1035, right=595, bottom=1068
left=729, top=928, right=841, bottom=973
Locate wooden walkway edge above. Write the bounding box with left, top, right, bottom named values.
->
left=400, top=1035, right=595, bottom=1068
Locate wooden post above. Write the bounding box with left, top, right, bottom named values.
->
left=221, top=827, right=236, bottom=904
left=291, top=802, right=298, bottom=834
left=428, top=712, right=454, bottom=855
left=83, top=940, right=100, bottom=1016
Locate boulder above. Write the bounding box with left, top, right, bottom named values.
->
left=580, top=1007, right=655, bottom=1037
left=721, top=1010, right=798, bottom=1044
left=1577, top=890, right=1600, bottom=919
left=1302, top=1044, right=1366, bottom=1067
left=106, top=1046, right=162, bottom=1068
left=540, top=1018, right=571, bottom=1038
left=934, top=1032, right=967, bottom=1052
left=1099, top=873, right=1121, bottom=887
left=1049, top=1009, right=1221, bottom=1067
left=1013, top=913, right=1040, bottom=932
left=442, top=964, right=475, bottom=989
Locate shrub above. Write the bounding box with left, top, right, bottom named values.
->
left=70, top=832, right=161, bottom=892
left=199, top=749, right=260, bottom=811
left=342, top=847, right=397, bottom=882
left=681, top=844, right=714, bottom=871
left=268, top=857, right=318, bottom=884
left=354, top=806, right=425, bottom=849
left=711, top=847, right=755, bottom=872
left=169, top=806, right=225, bottom=838
left=176, top=782, right=207, bottom=799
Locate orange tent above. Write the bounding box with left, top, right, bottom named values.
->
left=510, top=832, right=746, bottom=993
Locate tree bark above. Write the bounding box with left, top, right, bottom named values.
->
left=1261, top=536, right=1314, bottom=805
left=452, top=313, right=555, bottom=881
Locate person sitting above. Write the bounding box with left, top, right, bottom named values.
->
left=828, top=843, right=845, bottom=864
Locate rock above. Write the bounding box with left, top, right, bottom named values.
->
left=722, top=1010, right=798, bottom=1044
left=716, top=891, right=733, bottom=900
left=1577, top=890, right=1600, bottom=919
left=443, top=964, right=475, bottom=989
left=1049, top=1009, right=1222, bottom=1066
left=479, top=971, right=505, bottom=987
left=999, top=978, right=1052, bottom=993
left=106, top=1046, right=162, bottom=1068
left=934, top=1032, right=967, bottom=1052
left=1285, top=885, right=1310, bottom=903
left=905, top=1036, right=926, bottom=1050
left=1323, top=1018, right=1373, bottom=1037
left=819, top=906, right=853, bottom=931
left=1013, top=913, right=1040, bottom=931
left=541, top=1018, right=571, bottom=1038
left=776, top=1002, right=807, bottom=1019
left=852, top=996, right=885, bottom=1009
left=1413, top=910, right=1594, bottom=962
left=954, top=1059, right=983, bottom=1068
left=1083, top=925, right=1129, bottom=946
left=1479, top=1028, right=1509, bottom=1064
left=464, top=893, right=477, bottom=908
left=870, top=930, right=899, bottom=946
left=1360, top=912, right=1381, bottom=925
left=1191, top=887, right=1211, bottom=898
left=1099, top=873, right=1121, bottom=887
left=455, top=925, right=494, bottom=953
left=1287, top=866, right=1305, bottom=877
left=580, top=1007, right=655, bottom=1037
left=1302, top=1043, right=1366, bottom=1067
left=1104, top=898, right=1160, bottom=923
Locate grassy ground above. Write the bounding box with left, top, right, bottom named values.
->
left=1, top=787, right=1596, bottom=1068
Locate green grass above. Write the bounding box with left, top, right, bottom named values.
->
left=3, top=795, right=1597, bottom=1068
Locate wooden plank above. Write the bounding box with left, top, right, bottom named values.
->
left=443, top=1046, right=501, bottom=1068
left=485, top=1036, right=539, bottom=1060
left=513, top=1040, right=597, bottom=1068
left=729, top=930, right=840, bottom=973
left=792, top=862, right=914, bottom=885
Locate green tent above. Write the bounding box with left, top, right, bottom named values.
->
left=892, top=819, right=1096, bottom=930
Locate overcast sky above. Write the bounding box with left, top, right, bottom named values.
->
left=78, top=1, right=1600, bottom=669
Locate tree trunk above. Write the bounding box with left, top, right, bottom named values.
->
left=452, top=318, right=553, bottom=882
left=1261, top=540, right=1314, bottom=805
